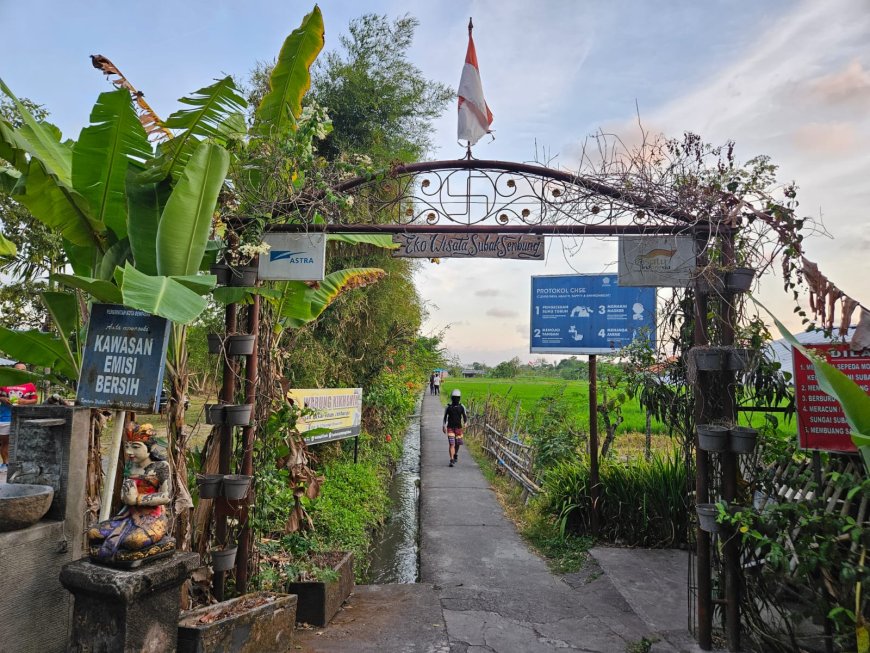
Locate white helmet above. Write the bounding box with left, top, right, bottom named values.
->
left=451, top=389, right=461, bottom=398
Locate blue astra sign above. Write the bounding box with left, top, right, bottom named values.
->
left=530, top=274, right=656, bottom=354
left=259, top=233, right=326, bottom=281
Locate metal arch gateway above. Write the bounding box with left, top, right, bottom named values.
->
left=269, top=158, right=728, bottom=237
left=265, top=157, right=733, bottom=652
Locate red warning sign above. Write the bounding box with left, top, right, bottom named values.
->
left=793, top=344, right=870, bottom=453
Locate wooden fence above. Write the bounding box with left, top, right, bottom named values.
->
left=467, top=399, right=540, bottom=496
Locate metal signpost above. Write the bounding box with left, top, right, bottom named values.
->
left=286, top=388, right=363, bottom=460
left=530, top=274, right=656, bottom=536
left=76, top=304, right=171, bottom=520
left=794, top=343, right=870, bottom=452
left=258, top=232, right=326, bottom=281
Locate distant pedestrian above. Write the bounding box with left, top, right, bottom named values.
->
left=443, top=389, right=468, bottom=467
left=433, top=373, right=441, bottom=396
left=429, top=373, right=436, bottom=395
left=0, top=363, right=38, bottom=472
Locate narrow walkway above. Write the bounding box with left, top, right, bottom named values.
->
left=297, top=393, right=702, bottom=652
left=420, top=393, right=678, bottom=653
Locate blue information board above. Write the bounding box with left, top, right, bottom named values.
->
left=530, top=274, right=656, bottom=354
left=77, top=304, right=171, bottom=412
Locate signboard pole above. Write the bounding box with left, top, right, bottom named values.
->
left=353, top=436, right=359, bottom=464
left=99, top=410, right=125, bottom=521
left=588, top=355, right=600, bottom=537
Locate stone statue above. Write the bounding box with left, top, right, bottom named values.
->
left=87, top=423, right=175, bottom=567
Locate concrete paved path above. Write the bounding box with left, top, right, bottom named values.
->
left=298, top=393, right=704, bottom=652
left=420, top=393, right=682, bottom=653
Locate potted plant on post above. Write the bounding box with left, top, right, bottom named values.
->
left=225, top=241, right=269, bottom=287
left=729, top=426, right=759, bottom=454
left=697, top=423, right=729, bottom=451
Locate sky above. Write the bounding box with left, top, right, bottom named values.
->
left=2, top=0, right=868, bottom=366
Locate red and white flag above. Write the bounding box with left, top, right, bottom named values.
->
left=457, top=19, right=493, bottom=146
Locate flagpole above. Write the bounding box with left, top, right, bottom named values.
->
left=466, top=17, right=474, bottom=160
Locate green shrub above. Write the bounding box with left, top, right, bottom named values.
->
left=543, top=448, right=690, bottom=548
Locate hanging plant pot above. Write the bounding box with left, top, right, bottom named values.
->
left=222, top=474, right=252, bottom=500
left=205, top=404, right=225, bottom=425
left=696, top=504, right=721, bottom=533
left=729, top=426, right=758, bottom=454
left=694, top=269, right=725, bottom=294
left=697, top=424, right=729, bottom=451
left=726, top=347, right=757, bottom=371
left=226, top=334, right=256, bottom=356
left=725, top=267, right=755, bottom=292
left=692, top=348, right=724, bottom=371
left=228, top=265, right=258, bottom=287
left=224, top=404, right=253, bottom=426
left=210, top=263, right=231, bottom=286
left=196, top=474, right=223, bottom=499
left=211, top=546, right=238, bottom=572
left=207, top=333, right=223, bottom=354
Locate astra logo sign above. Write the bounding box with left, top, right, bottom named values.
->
left=270, top=250, right=315, bottom=264
left=260, top=233, right=326, bottom=281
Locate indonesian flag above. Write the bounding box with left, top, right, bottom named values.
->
left=457, top=20, right=493, bottom=146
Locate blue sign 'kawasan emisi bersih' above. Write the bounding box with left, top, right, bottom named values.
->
left=530, top=274, right=656, bottom=354
left=77, top=304, right=171, bottom=412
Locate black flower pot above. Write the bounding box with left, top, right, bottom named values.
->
left=726, top=267, right=755, bottom=292
left=228, top=265, right=258, bottom=287
left=196, top=474, right=222, bottom=499
left=224, top=404, right=253, bottom=426
left=729, top=426, right=758, bottom=454
left=211, top=546, right=237, bottom=572
left=222, top=474, right=252, bottom=500
left=207, top=333, right=223, bottom=354
left=205, top=404, right=225, bottom=425
left=226, top=334, right=256, bottom=356
left=210, top=264, right=231, bottom=286
left=726, top=347, right=757, bottom=371
left=696, top=504, right=721, bottom=533
left=697, top=424, right=729, bottom=451
left=692, top=348, right=724, bottom=371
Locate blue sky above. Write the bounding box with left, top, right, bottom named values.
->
left=2, top=1, right=868, bottom=365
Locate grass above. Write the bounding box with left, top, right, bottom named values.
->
left=466, top=434, right=593, bottom=575
left=441, top=376, right=797, bottom=438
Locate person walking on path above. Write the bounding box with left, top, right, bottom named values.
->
left=442, top=389, right=468, bottom=467
left=429, top=373, right=436, bottom=395
left=0, top=363, right=38, bottom=471
left=433, top=373, right=441, bottom=396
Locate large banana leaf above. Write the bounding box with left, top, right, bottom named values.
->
left=0, top=165, right=20, bottom=193
left=98, top=237, right=132, bottom=281
left=13, top=158, right=104, bottom=249
left=276, top=267, right=386, bottom=329
left=0, top=231, right=16, bottom=258
left=0, top=327, right=78, bottom=379
left=253, top=6, right=324, bottom=137
left=0, top=78, right=72, bottom=185
left=156, top=141, right=229, bottom=277
left=119, top=263, right=207, bottom=325
left=0, top=120, right=29, bottom=171
left=41, top=291, right=80, bottom=368
left=328, top=233, right=399, bottom=249
left=53, top=274, right=123, bottom=304
left=72, top=89, right=151, bottom=240
left=172, top=274, right=217, bottom=296
left=153, top=77, right=247, bottom=181
left=126, top=173, right=171, bottom=276
left=0, top=367, right=47, bottom=387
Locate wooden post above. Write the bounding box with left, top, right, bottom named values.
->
left=213, top=302, right=238, bottom=601
left=98, top=410, right=125, bottom=521
left=694, top=232, right=713, bottom=651
left=588, top=354, right=600, bottom=537
left=235, top=292, right=259, bottom=594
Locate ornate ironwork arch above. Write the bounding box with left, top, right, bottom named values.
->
left=315, top=158, right=710, bottom=235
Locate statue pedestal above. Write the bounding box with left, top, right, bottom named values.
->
left=61, top=552, right=199, bottom=653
